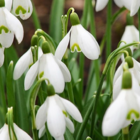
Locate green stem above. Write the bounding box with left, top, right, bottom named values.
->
left=31, top=1, right=41, bottom=29
left=106, top=0, right=112, bottom=59
left=122, top=127, right=130, bottom=140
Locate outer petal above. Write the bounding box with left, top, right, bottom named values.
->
left=38, top=125, right=46, bottom=138
left=55, top=135, right=64, bottom=140
left=14, top=123, right=32, bottom=140
left=95, top=0, right=108, bottom=11
left=40, top=54, right=65, bottom=93
left=0, top=48, right=4, bottom=67
left=24, top=60, right=39, bottom=90
left=133, top=58, right=140, bottom=71
left=114, top=0, right=123, bottom=7
left=55, top=58, right=71, bottom=82
left=102, top=90, right=128, bottom=136
left=14, top=49, right=33, bottom=80
left=55, top=30, right=70, bottom=60
left=47, top=96, right=66, bottom=139
left=0, top=124, right=10, bottom=140
left=130, top=0, right=140, bottom=16
left=65, top=117, right=74, bottom=133
left=76, top=25, right=100, bottom=60
left=60, top=97, right=83, bottom=122
left=5, top=0, right=12, bottom=11
left=122, top=0, right=132, bottom=10
left=36, top=100, right=47, bottom=129
left=3, top=8, right=24, bottom=44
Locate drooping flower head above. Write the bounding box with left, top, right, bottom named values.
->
left=102, top=70, right=140, bottom=136
left=12, top=0, right=33, bottom=20
left=55, top=12, right=100, bottom=60
left=36, top=84, right=82, bottom=140
left=0, top=0, right=23, bottom=67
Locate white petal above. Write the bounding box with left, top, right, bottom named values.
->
left=24, top=60, right=39, bottom=90
left=47, top=96, right=66, bottom=138
left=65, top=117, right=74, bottom=133
left=133, top=58, right=140, bottom=71
left=76, top=25, right=100, bottom=60
left=122, top=0, right=132, bottom=10
left=0, top=31, right=14, bottom=48
left=14, top=49, right=33, bottom=80
left=102, top=90, right=128, bottom=136
left=36, top=100, right=47, bottom=130
left=55, top=135, right=64, bottom=140
left=130, top=0, right=140, bottom=16
left=0, top=124, right=10, bottom=140
left=3, top=8, right=24, bottom=44
left=38, top=47, right=43, bottom=59
left=95, top=0, right=108, bottom=11
left=40, top=54, right=65, bottom=93
left=14, top=123, right=32, bottom=140
left=55, top=58, right=71, bottom=82
left=114, top=0, right=123, bottom=7
left=0, top=48, right=4, bottom=67
left=55, top=30, right=70, bottom=60
left=5, top=0, right=12, bottom=11
left=113, top=75, right=122, bottom=100
left=38, top=125, right=46, bottom=138
left=60, top=97, right=82, bottom=122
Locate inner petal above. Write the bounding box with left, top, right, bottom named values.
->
left=71, top=43, right=81, bottom=52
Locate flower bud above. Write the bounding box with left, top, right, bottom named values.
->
left=70, top=12, right=80, bottom=26
left=0, top=0, right=5, bottom=7
left=124, top=48, right=132, bottom=58
left=125, top=56, right=133, bottom=68
left=31, top=35, right=38, bottom=46
left=42, top=41, right=50, bottom=54
left=122, top=71, right=132, bottom=89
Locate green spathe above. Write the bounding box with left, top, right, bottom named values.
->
left=42, top=41, right=50, bottom=54
left=125, top=56, right=134, bottom=68
left=0, top=0, right=5, bottom=7
left=70, top=12, right=80, bottom=26
left=122, top=71, right=132, bottom=89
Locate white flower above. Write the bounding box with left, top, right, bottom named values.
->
left=0, top=123, right=32, bottom=140
left=24, top=53, right=71, bottom=93
left=102, top=88, right=140, bottom=136
left=95, top=0, right=123, bottom=12
left=0, top=4, right=23, bottom=67
left=55, top=24, right=100, bottom=60
left=113, top=58, right=140, bottom=100
left=36, top=94, right=82, bottom=140
left=13, top=47, right=43, bottom=80
left=120, top=25, right=139, bottom=54
left=12, top=0, right=33, bottom=20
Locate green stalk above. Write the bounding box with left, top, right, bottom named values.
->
left=79, top=0, right=89, bottom=100
left=106, top=0, right=112, bottom=58
left=122, top=127, right=130, bottom=140
left=31, top=1, right=41, bottom=29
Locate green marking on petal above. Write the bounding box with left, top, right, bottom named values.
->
left=127, top=109, right=139, bottom=120
left=39, top=71, right=44, bottom=78
left=71, top=43, right=81, bottom=52
left=15, top=6, right=27, bottom=15
left=62, top=110, right=68, bottom=117
left=0, top=26, right=9, bottom=34
left=0, top=44, right=2, bottom=48
left=28, top=7, right=30, bottom=13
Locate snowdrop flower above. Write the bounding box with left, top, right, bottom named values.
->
left=55, top=12, right=100, bottom=60
left=24, top=44, right=71, bottom=93
left=0, top=0, right=23, bottom=67
left=113, top=56, right=140, bottom=99
left=13, top=0, right=33, bottom=20
left=36, top=92, right=82, bottom=140
left=14, top=47, right=43, bottom=80
left=102, top=71, right=140, bottom=136
left=0, top=123, right=32, bottom=140
left=95, top=0, right=123, bottom=12
left=120, top=25, right=139, bottom=54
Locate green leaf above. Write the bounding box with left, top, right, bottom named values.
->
left=64, top=128, right=74, bottom=140
left=50, top=0, right=64, bottom=43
